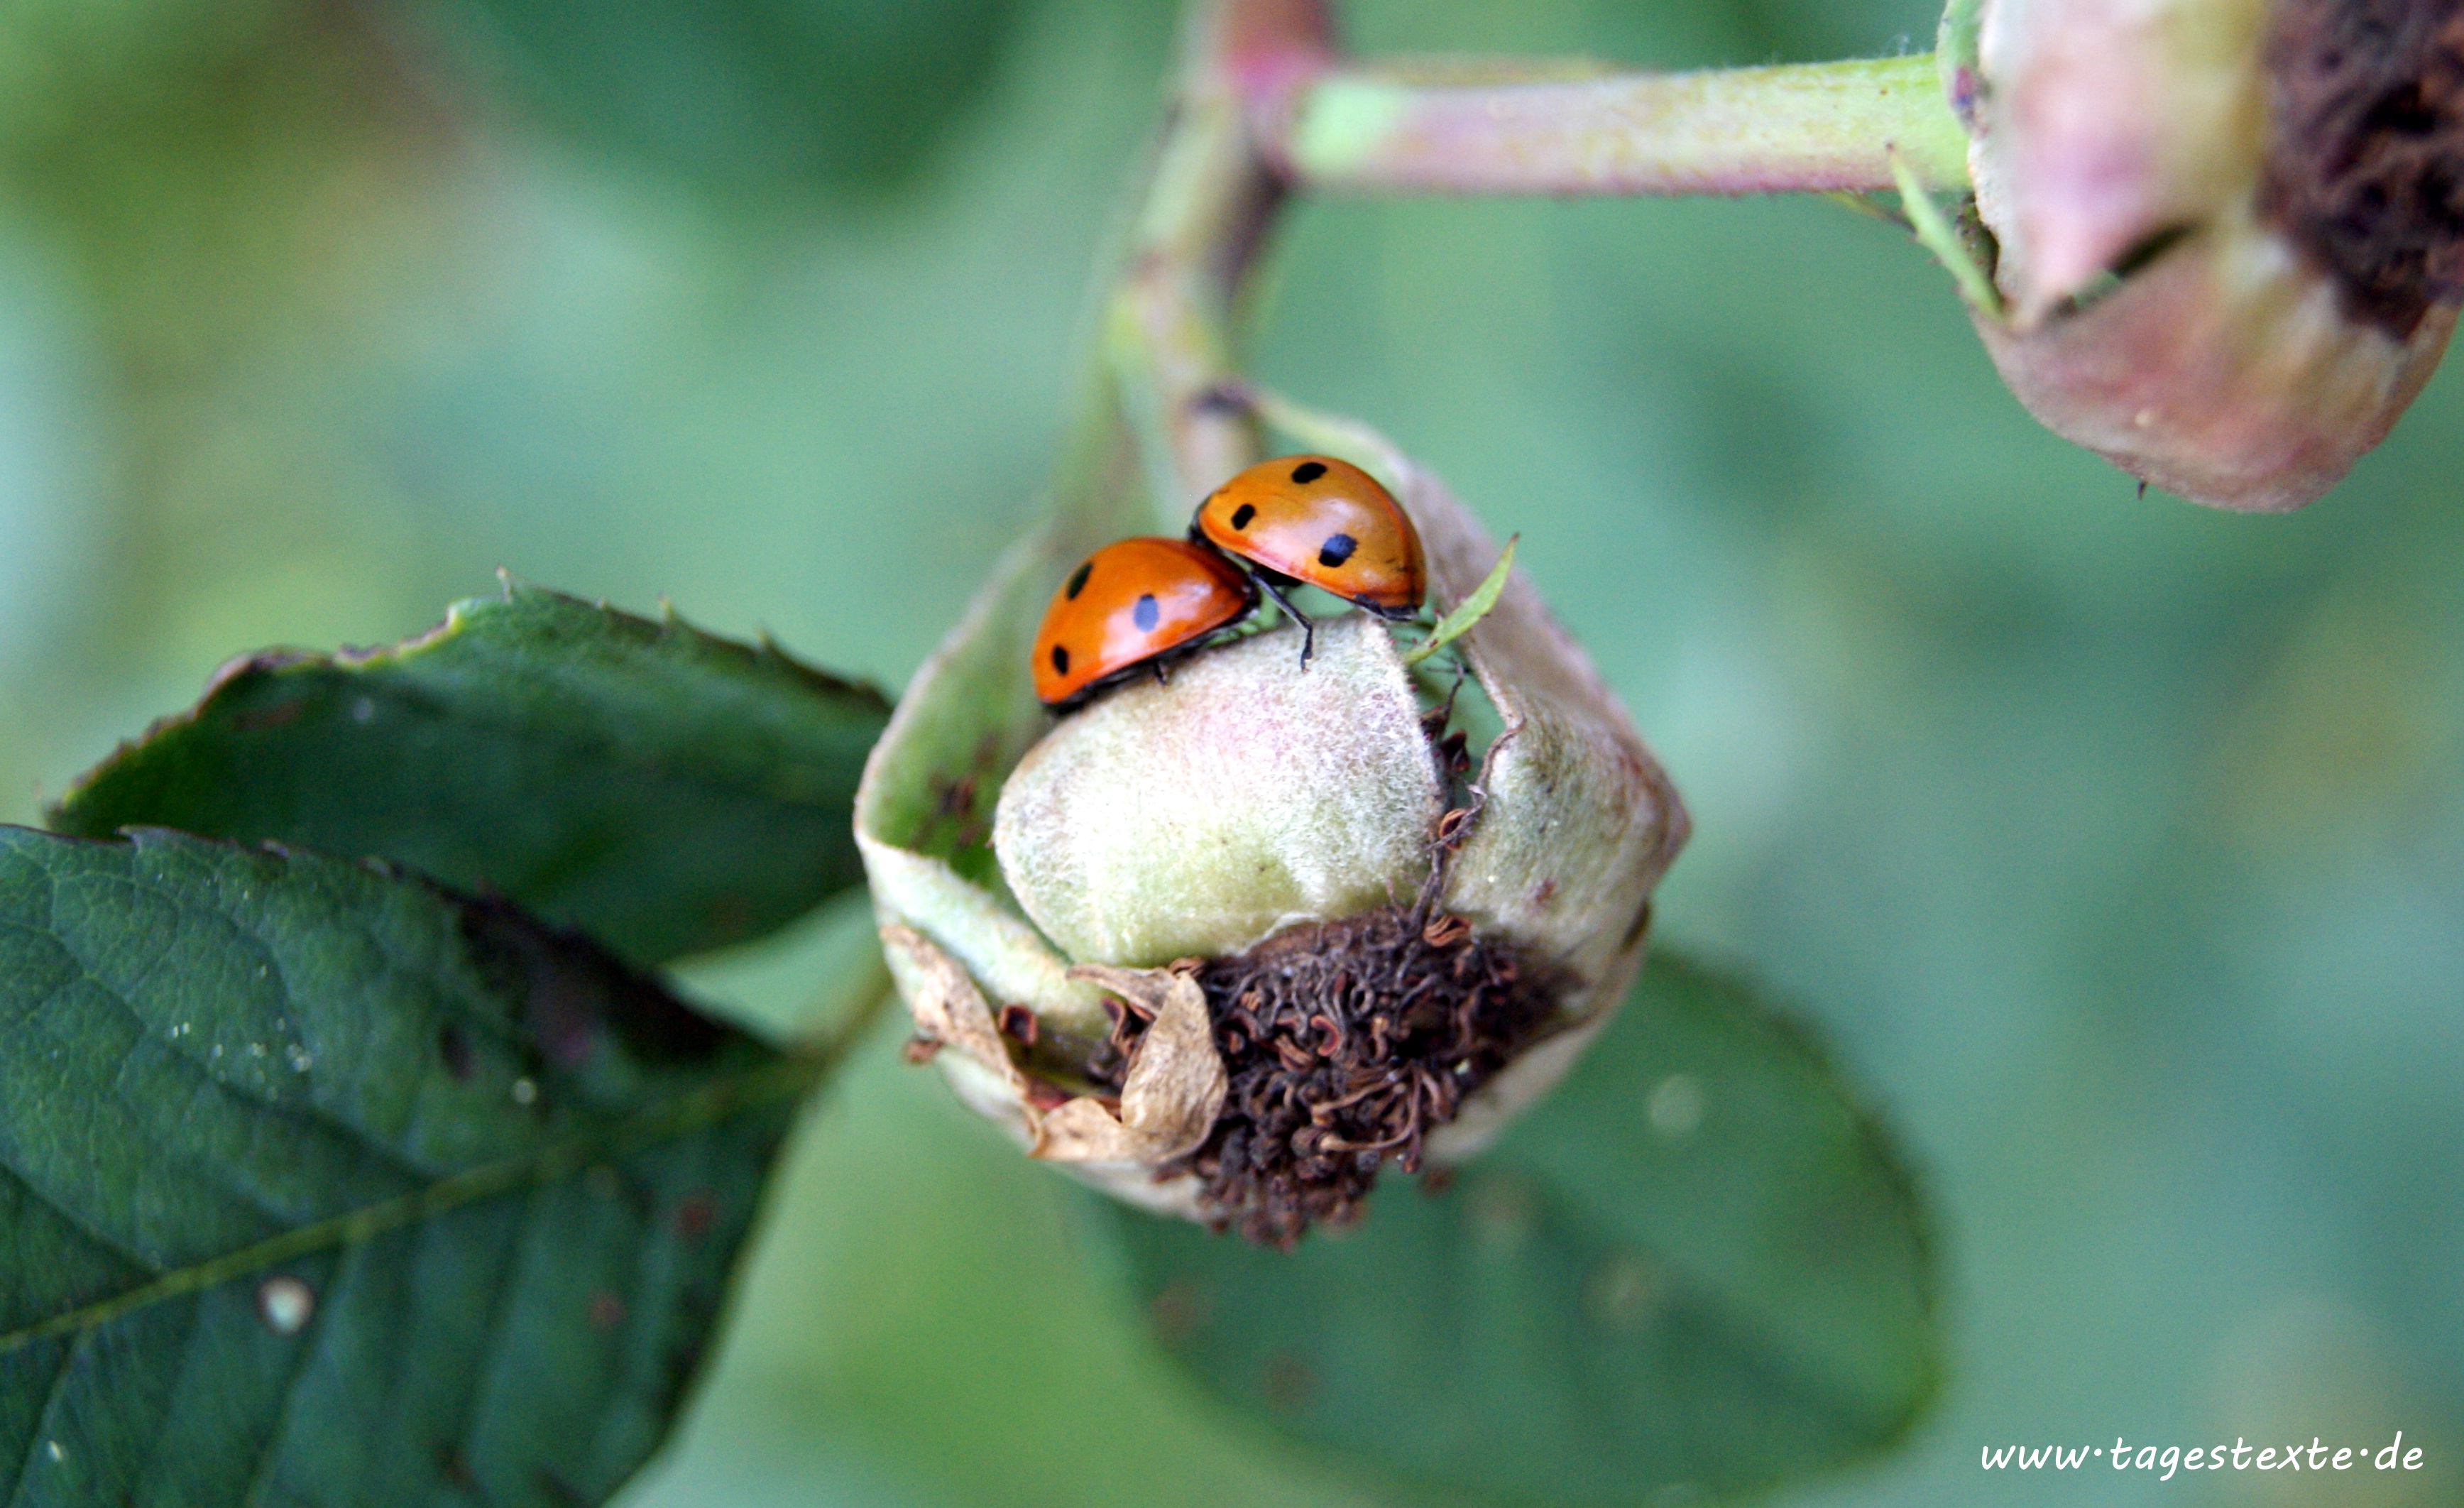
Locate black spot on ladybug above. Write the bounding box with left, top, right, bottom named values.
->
left=1051, top=644, right=1071, bottom=675
left=1290, top=461, right=1328, bottom=485
left=1066, top=562, right=1093, bottom=600
left=1317, top=533, right=1358, bottom=569
left=1133, top=594, right=1161, bottom=632
left=1230, top=503, right=1256, bottom=531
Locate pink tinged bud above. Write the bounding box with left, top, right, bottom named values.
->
left=1974, top=215, right=2458, bottom=512
left=1954, top=0, right=2464, bottom=510
left=1973, top=0, right=2269, bottom=325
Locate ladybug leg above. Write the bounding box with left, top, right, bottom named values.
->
left=1254, top=574, right=1315, bottom=667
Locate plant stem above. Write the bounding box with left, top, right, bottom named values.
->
left=1275, top=54, right=1970, bottom=197
left=1107, top=0, right=1332, bottom=512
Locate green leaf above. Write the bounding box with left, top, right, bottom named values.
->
left=0, top=825, right=833, bottom=1507
left=1891, top=148, right=2002, bottom=319
left=1401, top=534, right=1517, bottom=666
left=1097, top=949, right=1939, bottom=1507
left=50, top=580, right=891, bottom=968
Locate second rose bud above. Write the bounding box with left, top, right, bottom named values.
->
left=1943, top=0, right=2463, bottom=511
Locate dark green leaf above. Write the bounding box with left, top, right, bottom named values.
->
left=0, top=825, right=826, bottom=1507
left=1099, top=949, right=1939, bottom=1507
left=50, top=580, right=890, bottom=967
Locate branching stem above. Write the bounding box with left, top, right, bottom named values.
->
left=1101, top=5, right=1970, bottom=514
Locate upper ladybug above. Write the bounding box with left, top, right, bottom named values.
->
left=1190, top=455, right=1426, bottom=656
left=1032, top=535, right=1259, bottom=709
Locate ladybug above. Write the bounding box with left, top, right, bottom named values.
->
left=1190, top=454, right=1426, bottom=664
left=1032, top=536, right=1260, bottom=709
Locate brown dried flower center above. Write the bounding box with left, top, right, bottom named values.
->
left=2262, top=0, right=2464, bottom=337
left=1093, top=905, right=1562, bottom=1249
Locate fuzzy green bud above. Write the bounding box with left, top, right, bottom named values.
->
left=994, top=615, right=1440, bottom=967
left=856, top=425, right=1685, bottom=1240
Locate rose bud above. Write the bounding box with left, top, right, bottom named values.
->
left=855, top=434, right=1686, bottom=1245
left=1944, top=0, right=2463, bottom=510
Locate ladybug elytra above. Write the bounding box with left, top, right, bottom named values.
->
left=1031, top=536, right=1260, bottom=709
left=1190, top=454, right=1426, bottom=663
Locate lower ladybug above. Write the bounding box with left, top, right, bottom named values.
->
left=1032, top=536, right=1260, bottom=709
left=1190, top=453, right=1426, bottom=664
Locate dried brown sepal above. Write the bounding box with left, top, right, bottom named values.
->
left=883, top=923, right=1023, bottom=1096
left=2261, top=0, right=2464, bottom=337
left=1098, top=905, right=1562, bottom=1249
left=882, top=925, right=1227, bottom=1183
left=1041, top=964, right=1229, bottom=1163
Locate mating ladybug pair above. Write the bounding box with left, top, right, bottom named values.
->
left=1031, top=454, right=1428, bottom=709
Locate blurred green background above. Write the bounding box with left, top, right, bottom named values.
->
left=4, top=0, right=2460, bottom=1504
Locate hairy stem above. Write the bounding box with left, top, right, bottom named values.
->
left=1276, top=54, right=1971, bottom=197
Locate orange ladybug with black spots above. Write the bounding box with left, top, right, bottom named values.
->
left=1190, top=454, right=1425, bottom=662
left=1031, top=536, right=1259, bottom=709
